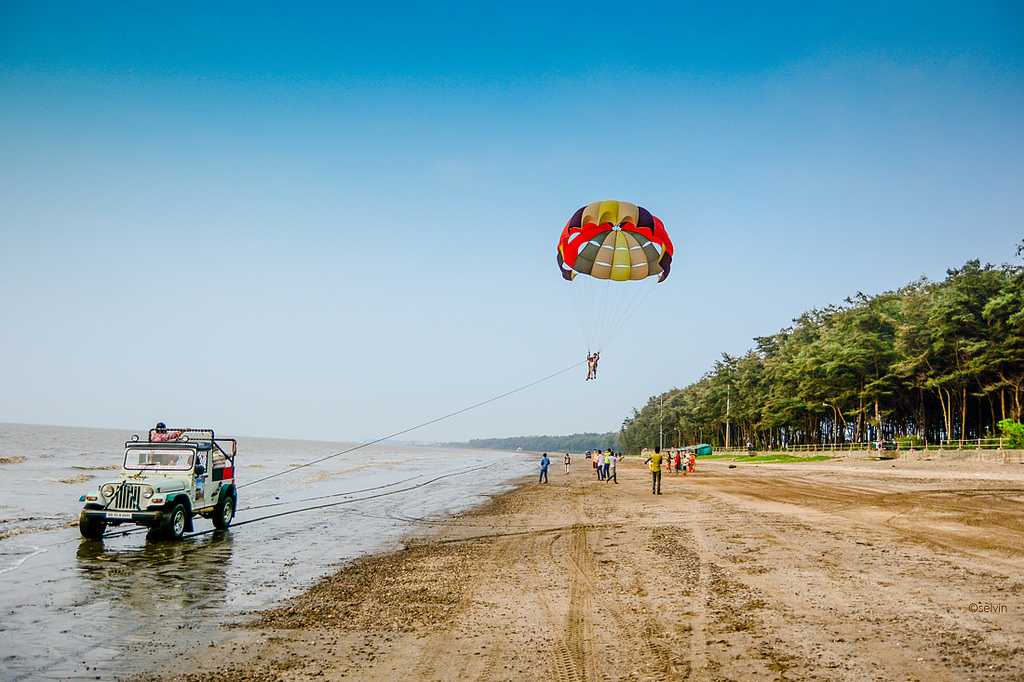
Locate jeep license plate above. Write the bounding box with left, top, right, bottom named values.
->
left=106, top=512, right=132, bottom=519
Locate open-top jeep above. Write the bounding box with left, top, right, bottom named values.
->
left=79, top=427, right=238, bottom=541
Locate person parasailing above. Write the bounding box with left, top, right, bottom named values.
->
left=557, top=199, right=675, bottom=363
left=586, top=351, right=599, bottom=380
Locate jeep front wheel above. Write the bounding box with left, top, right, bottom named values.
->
left=212, top=493, right=235, bottom=530
left=79, top=512, right=106, bottom=540
left=163, top=502, right=188, bottom=540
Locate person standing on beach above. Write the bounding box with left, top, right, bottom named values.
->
left=674, top=450, right=682, bottom=476
left=688, top=450, right=696, bottom=474
left=607, top=450, right=618, bottom=484
left=539, top=453, right=550, bottom=484
left=564, top=452, right=571, bottom=474
left=645, top=446, right=663, bottom=495
left=602, top=450, right=611, bottom=480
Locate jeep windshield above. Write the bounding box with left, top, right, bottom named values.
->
left=124, top=447, right=195, bottom=471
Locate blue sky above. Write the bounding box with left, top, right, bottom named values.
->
left=1, top=2, right=1022, bottom=442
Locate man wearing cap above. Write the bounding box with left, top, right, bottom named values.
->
left=150, top=422, right=184, bottom=442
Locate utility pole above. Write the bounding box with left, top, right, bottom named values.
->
left=725, top=384, right=731, bottom=450
left=659, top=395, right=664, bottom=451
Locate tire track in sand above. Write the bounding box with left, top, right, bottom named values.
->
left=564, top=524, right=595, bottom=680
left=687, top=507, right=712, bottom=678
left=538, top=526, right=590, bottom=682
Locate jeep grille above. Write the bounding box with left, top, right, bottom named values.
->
left=110, top=484, right=142, bottom=511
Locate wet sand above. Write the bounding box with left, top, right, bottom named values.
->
left=0, top=423, right=536, bottom=681
left=154, top=457, right=1024, bottom=681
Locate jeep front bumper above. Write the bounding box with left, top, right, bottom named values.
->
left=81, top=508, right=166, bottom=525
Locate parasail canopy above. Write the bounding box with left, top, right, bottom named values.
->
left=557, top=200, right=674, bottom=283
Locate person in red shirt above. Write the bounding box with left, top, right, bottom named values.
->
left=150, top=422, right=184, bottom=442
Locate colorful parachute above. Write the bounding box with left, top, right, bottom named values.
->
left=557, top=200, right=673, bottom=283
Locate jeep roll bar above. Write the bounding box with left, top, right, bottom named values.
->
left=139, top=427, right=237, bottom=458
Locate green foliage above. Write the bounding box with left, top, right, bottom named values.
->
left=621, top=252, right=1024, bottom=453
left=454, top=432, right=619, bottom=453
left=894, top=435, right=925, bottom=449
left=700, top=454, right=832, bottom=464
left=998, top=419, right=1024, bottom=449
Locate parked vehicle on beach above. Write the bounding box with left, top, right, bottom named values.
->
left=78, top=428, right=238, bottom=541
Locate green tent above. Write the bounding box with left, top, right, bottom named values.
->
left=695, top=444, right=713, bottom=456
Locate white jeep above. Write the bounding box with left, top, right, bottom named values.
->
left=78, top=428, right=238, bottom=541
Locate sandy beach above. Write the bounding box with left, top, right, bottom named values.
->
left=144, top=455, right=1024, bottom=681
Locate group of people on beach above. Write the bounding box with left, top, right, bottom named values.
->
left=641, top=446, right=696, bottom=494
left=538, top=449, right=621, bottom=483
left=536, top=444, right=696, bottom=491
left=536, top=452, right=575, bottom=484
left=586, top=449, right=620, bottom=483
left=660, top=448, right=696, bottom=476
left=537, top=446, right=696, bottom=492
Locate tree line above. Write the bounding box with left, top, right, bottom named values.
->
left=620, top=246, right=1024, bottom=453
left=452, top=432, right=620, bottom=453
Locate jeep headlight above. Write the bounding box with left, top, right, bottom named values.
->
left=142, top=486, right=154, bottom=499
left=101, top=484, right=115, bottom=499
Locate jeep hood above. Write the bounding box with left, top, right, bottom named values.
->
left=111, top=474, right=190, bottom=492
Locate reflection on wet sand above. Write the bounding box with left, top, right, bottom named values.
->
left=75, top=531, right=236, bottom=616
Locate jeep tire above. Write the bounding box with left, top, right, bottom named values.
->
left=163, top=501, right=188, bottom=541
left=78, top=511, right=106, bottom=540
left=212, top=492, right=235, bottom=530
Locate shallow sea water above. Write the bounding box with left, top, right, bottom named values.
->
left=0, top=423, right=532, bottom=680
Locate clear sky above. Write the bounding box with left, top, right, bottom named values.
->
left=2, top=2, right=1022, bottom=442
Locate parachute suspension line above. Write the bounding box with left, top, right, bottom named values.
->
left=602, top=278, right=634, bottom=346
left=239, top=359, right=587, bottom=489
left=565, top=278, right=594, bottom=354
left=597, top=283, right=657, bottom=354
left=612, top=283, right=651, bottom=341
left=602, top=282, right=651, bottom=348
left=591, top=277, right=646, bottom=353
left=596, top=276, right=614, bottom=349
left=584, top=276, right=613, bottom=353
left=585, top=274, right=603, bottom=351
